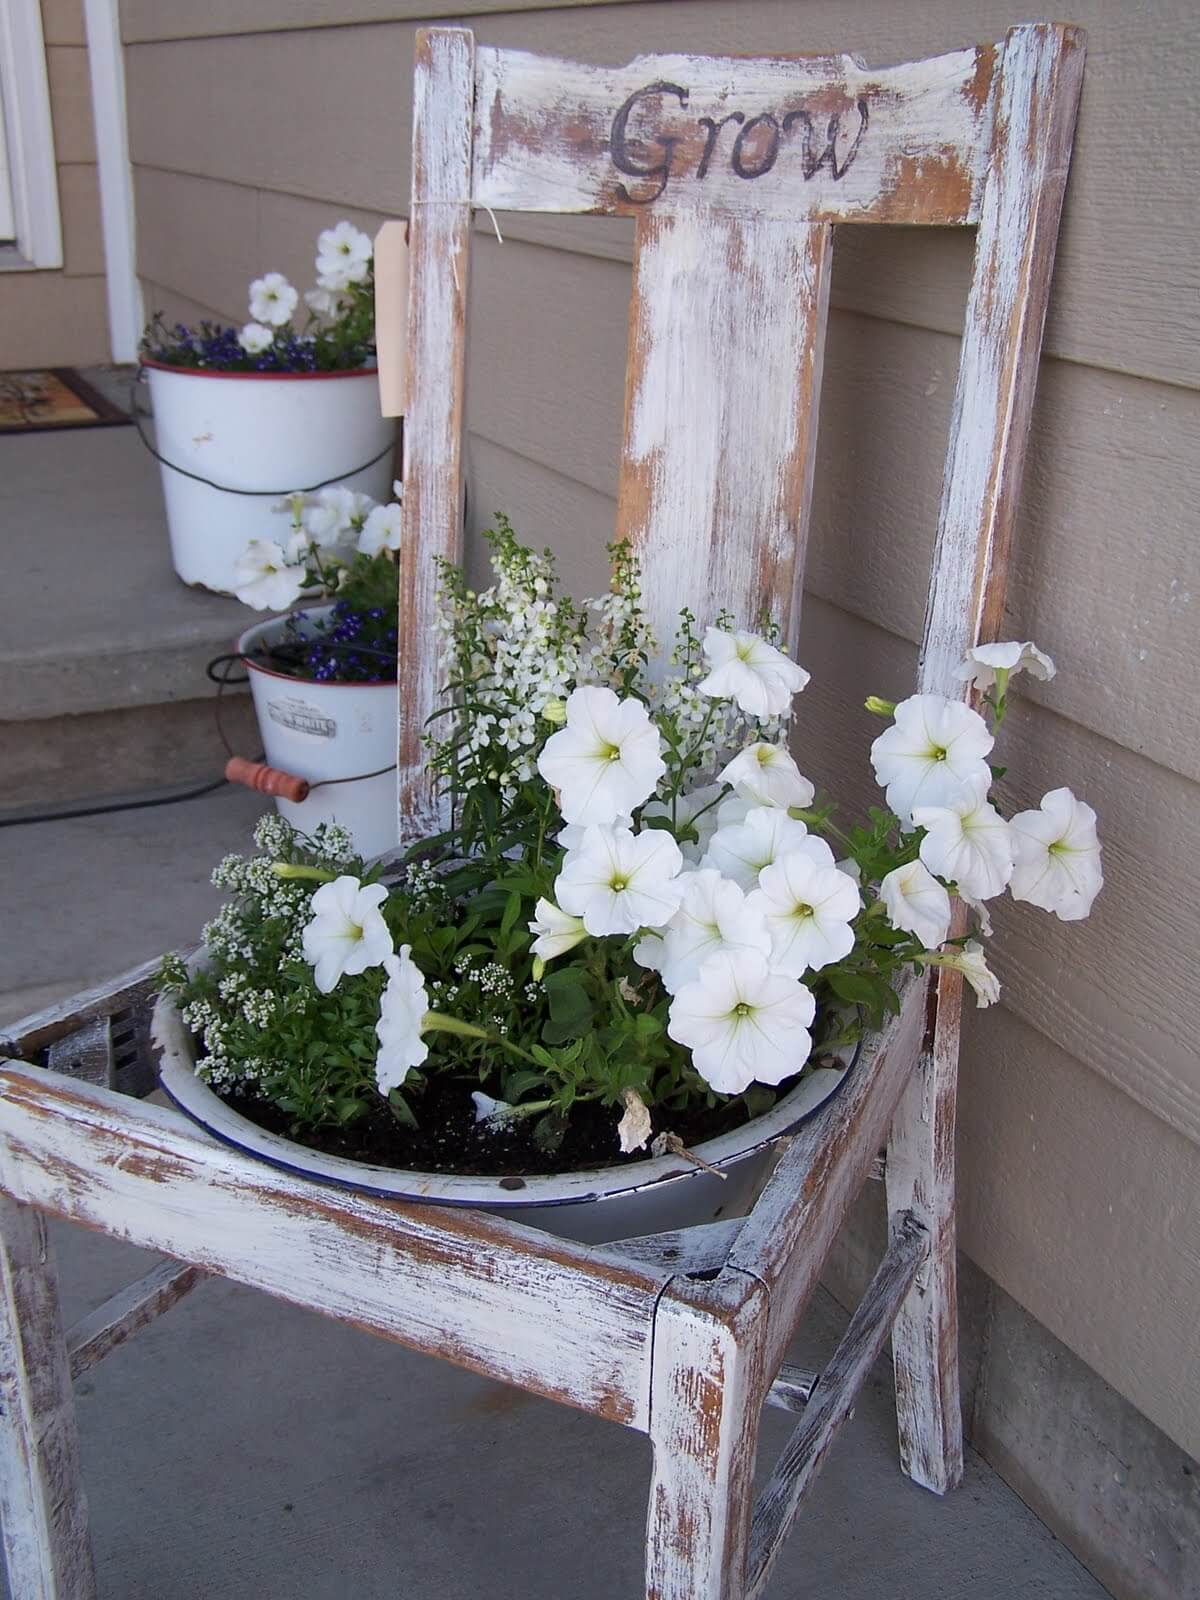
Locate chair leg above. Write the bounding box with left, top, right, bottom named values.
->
left=644, top=1276, right=767, bottom=1600
left=0, top=1195, right=96, bottom=1600
left=885, top=972, right=965, bottom=1495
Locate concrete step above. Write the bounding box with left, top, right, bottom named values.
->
left=0, top=407, right=257, bottom=812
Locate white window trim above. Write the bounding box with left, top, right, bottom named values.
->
left=0, top=0, right=63, bottom=269
left=84, top=0, right=142, bottom=360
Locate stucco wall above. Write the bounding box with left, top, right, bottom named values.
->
left=1, top=0, right=109, bottom=367
left=119, top=0, right=1200, bottom=1501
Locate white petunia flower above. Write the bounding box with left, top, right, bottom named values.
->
left=238, top=321, right=274, bottom=354
left=747, top=852, right=860, bottom=977
left=374, top=946, right=429, bottom=1092
left=639, top=783, right=724, bottom=862
left=870, top=694, right=994, bottom=826
left=913, top=783, right=1014, bottom=902
left=558, top=815, right=632, bottom=854
left=528, top=898, right=588, bottom=964
left=248, top=272, right=298, bottom=327
left=667, top=951, right=816, bottom=1095
left=657, top=869, right=772, bottom=995
left=925, top=940, right=1001, bottom=1008
left=537, top=686, right=666, bottom=826
left=358, top=502, right=402, bottom=556
left=316, top=220, right=372, bottom=287
left=301, top=486, right=376, bottom=553
left=1009, top=787, right=1103, bottom=921
left=697, top=628, right=810, bottom=719
left=879, top=860, right=953, bottom=950
left=555, top=825, right=684, bottom=936
left=304, top=286, right=344, bottom=321
left=232, top=539, right=306, bottom=610
left=302, top=875, right=392, bottom=994
left=718, top=743, right=815, bottom=810
left=632, top=928, right=665, bottom=974
left=958, top=640, right=1056, bottom=693
left=703, top=805, right=832, bottom=892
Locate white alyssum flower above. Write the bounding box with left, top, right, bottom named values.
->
left=718, top=743, right=815, bottom=810
left=1009, top=787, right=1103, bottom=921
left=639, top=783, right=724, bottom=862
left=238, top=321, right=274, bottom=354
left=697, top=628, right=810, bottom=719
left=301, top=875, right=392, bottom=993
left=703, top=805, right=832, bottom=892
left=358, top=501, right=402, bottom=556
left=870, top=694, right=994, bottom=826
left=747, top=852, right=860, bottom=977
left=657, top=869, right=772, bottom=995
left=667, top=951, right=816, bottom=1095
left=925, top=940, right=1001, bottom=1008
left=248, top=272, right=298, bottom=327
left=232, top=539, right=306, bottom=610
left=537, top=686, right=666, bottom=826
left=375, top=946, right=429, bottom=1092
left=316, top=220, right=372, bottom=288
left=617, top=1087, right=653, bottom=1153
left=913, top=783, right=1014, bottom=902
left=528, top=898, right=588, bottom=964
left=958, top=640, right=1056, bottom=693
left=879, top=860, right=953, bottom=950
left=555, top=825, right=683, bottom=936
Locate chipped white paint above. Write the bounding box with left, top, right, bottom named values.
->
left=619, top=214, right=831, bottom=654
left=473, top=45, right=994, bottom=224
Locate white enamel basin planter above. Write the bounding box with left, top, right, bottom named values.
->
left=153, top=987, right=859, bottom=1247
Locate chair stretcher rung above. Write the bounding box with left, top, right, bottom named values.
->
left=747, top=1212, right=930, bottom=1598
left=765, top=1364, right=820, bottom=1413
left=67, top=1258, right=206, bottom=1380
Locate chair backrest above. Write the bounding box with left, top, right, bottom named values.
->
left=396, top=23, right=1085, bottom=835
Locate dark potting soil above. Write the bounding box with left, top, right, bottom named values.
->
left=222, top=1066, right=809, bottom=1179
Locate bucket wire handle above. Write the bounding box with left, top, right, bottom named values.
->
left=131, top=368, right=397, bottom=496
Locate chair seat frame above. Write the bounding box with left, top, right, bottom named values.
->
left=0, top=21, right=1083, bottom=1598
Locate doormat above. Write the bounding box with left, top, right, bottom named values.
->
left=0, top=368, right=132, bottom=434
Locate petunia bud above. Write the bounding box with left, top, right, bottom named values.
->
left=541, top=698, right=567, bottom=725
left=864, top=696, right=896, bottom=718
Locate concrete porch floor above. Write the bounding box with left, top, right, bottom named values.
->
left=0, top=418, right=1114, bottom=1597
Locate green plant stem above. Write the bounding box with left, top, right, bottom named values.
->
left=272, top=864, right=337, bottom=883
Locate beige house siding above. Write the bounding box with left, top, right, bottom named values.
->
left=121, top=0, right=1200, bottom=1509
left=1, top=0, right=110, bottom=366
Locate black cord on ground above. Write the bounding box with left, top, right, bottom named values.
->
left=0, top=776, right=233, bottom=829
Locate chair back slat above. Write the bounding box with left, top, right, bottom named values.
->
left=919, top=23, right=1085, bottom=695
left=473, top=44, right=996, bottom=224
left=616, top=213, right=831, bottom=657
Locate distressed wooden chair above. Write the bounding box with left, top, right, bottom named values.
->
left=0, top=22, right=1083, bottom=1598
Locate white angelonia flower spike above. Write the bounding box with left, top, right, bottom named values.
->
left=718, top=743, right=816, bottom=810
left=537, top=686, right=666, bottom=826
left=924, top=940, right=1001, bottom=1008
left=697, top=628, right=810, bottom=719
left=358, top=501, right=402, bottom=556
left=640, top=783, right=724, bottom=862
left=1009, top=787, right=1103, bottom=921
left=375, top=946, right=429, bottom=1092
left=238, top=322, right=274, bottom=354
left=958, top=640, right=1056, bottom=693
left=316, top=220, right=373, bottom=288
left=913, top=783, right=1014, bottom=903
left=703, top=805, right=832, bottom=892
left=667, top=951, right=816, bottom=1095
left=232, top=539, right=306, bottom=610
left=747, top=852, right=860, bottom=977
left=555, top=825, right=684, bottom=936
left=879, top=860, right=953, bottom=950
left=248, top=271, right=298, bottom=327
left=528, top=898, right=588, bottom=964
left=302, top=876, right=393, bottom=994
left=869, top=694, right=994, bottom=827
left=657, top=869, right=772, bottom=995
